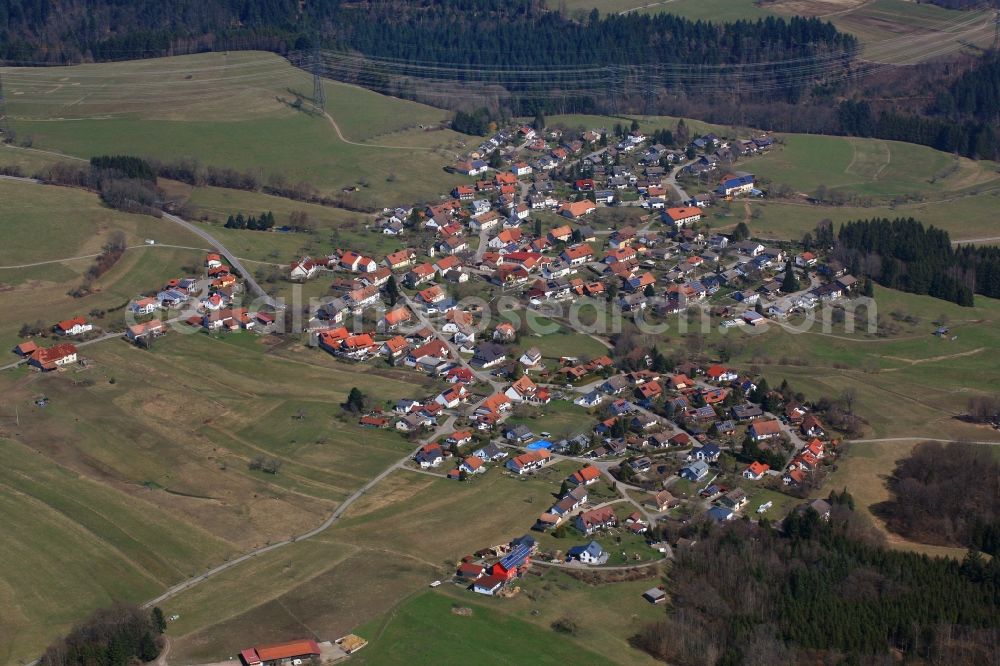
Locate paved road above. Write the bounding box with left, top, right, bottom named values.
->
left=0, top=329, right=125, bottom=371
left=162, top=213, right=278, bottom=308
left=0, top=175, right=280, bottom=309
left=401, top=294, right=504, bottom=392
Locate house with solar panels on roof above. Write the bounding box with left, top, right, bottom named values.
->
left=462, top=534, right=538, bottom=596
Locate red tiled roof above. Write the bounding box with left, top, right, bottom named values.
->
left=30, top=343, right=77, bottom=366
left=254, top=640, right=321, bottom=662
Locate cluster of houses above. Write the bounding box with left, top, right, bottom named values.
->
left=124, top=253, right=268, bottom=344
left=12, top=340, right=80, bottom=371
left=11, top=314, right=97, bottom=371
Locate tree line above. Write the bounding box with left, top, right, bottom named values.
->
left=634, top=499, right=1000, bottom=664
left=224, top=211, right=276, bottom=230
left=838, top=98, right=998, bottom=161
left=836, top=217, right=1000, bottom=306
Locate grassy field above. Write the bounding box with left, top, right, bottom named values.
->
left=163, top=461, right=586, bottom=661
left=750, top=134, right=1000, bottom=201
left=165, top=462, right=662, bottom=666
left=672, top=285, right=1000, bottom=441
left=351, top=590, right=611, bottom=666
left=2, top=52, right=468, bottom=208
left=712, top=192, right=1000, bottom=243
left=563, top=0, right=775, bottom=20
left=0, top=179, right=208, bottom=351
left=0, top=331, right=437, bottom=663
left=182, top=186, right=407, bottom=261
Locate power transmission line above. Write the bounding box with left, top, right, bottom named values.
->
left=0, top=70, right=10, bottom=140
left=312, top=44, right=326, bottom=111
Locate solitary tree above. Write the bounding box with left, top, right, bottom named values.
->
left=733, top=221, right=750, bottom=241
left=152, top=607, right=167, bottom=634
left=386, top=275, right=400, bottom=306
left=345, top=387, right=366, bottom=413
left=781, top=259, right=800, bottom=293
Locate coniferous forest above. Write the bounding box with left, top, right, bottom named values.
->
left=836, top=218, right=1000, bottom=306
left=635, top=501, right=1000, bottom=665
left=2, top=1, right=999, bottom=158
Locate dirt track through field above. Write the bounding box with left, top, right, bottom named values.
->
left=877, top=346, right=985, bottom=369
left=322, top=110, right=433, bottom=151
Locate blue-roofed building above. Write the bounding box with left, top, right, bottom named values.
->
left=717, top=172, right=755, bottom=197
left=680, top=460, right=710, bottom=482
left=691, top=443, right=721, bottom=462
left=707, top=506, right=734, bottom=522
left=567, top=540, right=609, bottom=565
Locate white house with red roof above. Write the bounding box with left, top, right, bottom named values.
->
left=54, top=316, right=92, bottom=336
left=29, top=343, right=78, bottom=371
left=290, top=256, right=318, bottom=281
left=743, top=461, right=770, bottom=480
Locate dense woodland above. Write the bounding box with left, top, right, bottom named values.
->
left=40, top=604, right=166, bottom=666
left=835, top=218, right=1000, bottom=305
left=874, top=441, right=1000, bottom=556
left=3, top=1, right=999, bottom=157
left=636, top=500, right=1000, bottom=665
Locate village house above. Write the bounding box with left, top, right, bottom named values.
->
left=415, top=443, right=444, bottom=468
left=743, top=461, right=770, bottom=480
left=126, top=319, right=165, bottom=343
left=506, top=449, right=551, bottom=475
left=505, top=375, right=551, bottom=405
left=54, top=316, right=93, bottom=336
left=662, top=206, right=702, bottom=228
left=568, top=465, right=601, bottom=487
left=574, top=506, right=617, bottom=535
left=28, top=343, right=78, bottom=371
left=384, top=249, right=416, bottom=271
left=679, top=460, right=710, bottom=482
left=290, top=256, right=319, bottom=281
left=567, top=541, right=608, bottom=565
left=749, top=418, right=782, bottom=441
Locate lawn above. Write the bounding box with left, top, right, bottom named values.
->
left=3, top=52, right=469, bottom=208
left=351, top=590, right=610, bottom=666
left=508, top=400, right=596, bottom=441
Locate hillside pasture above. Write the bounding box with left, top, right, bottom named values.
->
left=0, top=179, right=208, bottom=351
left=722, top=192, right=1000, bottom=244
left=711, top=286, right=1000, bottom=440
left=558, top=0, right=993, bottom=62
left=750, top=134, right=1000, bottom=201
left=3, top=52, right=469, bottom=207
left=0, top=332, right=434, bottom=663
